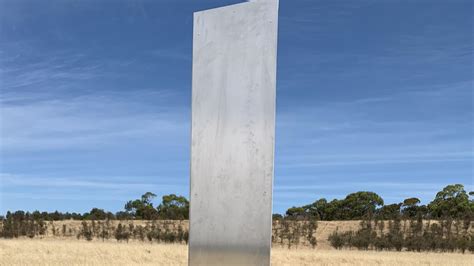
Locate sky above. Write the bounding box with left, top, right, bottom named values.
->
left=0, top=0, right=472, bottom=215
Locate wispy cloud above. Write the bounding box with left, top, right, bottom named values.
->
left=0, top=51, right=104, bottom=89
left=275, top=182, right=473, bottom=192
left=280, top=157, right=472, bottom=168
left=0, top=89, right=187, bottom=152
left=0, top=43, right=189, bottom=152
left=148, top=48, right=190, bottom=61
left=276, top=80, right=473, bottom=168
left=0, top=173, right=183, bottom=190
left=1, top=192, right=130, bottom=202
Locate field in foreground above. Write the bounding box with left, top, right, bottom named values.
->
left=1, top=239, right=473, bottom=266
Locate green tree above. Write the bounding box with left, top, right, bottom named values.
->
left=124, top=192, right=159, bottom=219
left=428, top=184, right=471, bottom=218
left=469, top=191, right=474, bottom=215
left=86, top=208, right=107, bottom=220
left=401, top=198, right=421, bottom=218
left=141, top=192, right=157, bottom=205
left=340, top=192, right=384, bottom=220
left=285, top=207, right=306, bottom=219
left=157, top=194, right=189, bottom=220
left=324, top=199, right=342, bottom=220
left=272, top=214, right=283, bottom=220
left=377, top=203, right=402, bottom=220
left=303, top=198, right=329, bottom=220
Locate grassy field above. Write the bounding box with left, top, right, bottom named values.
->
left=1, top=239, right=473, bottom=266
left=0, top=220, right=364, bottom=249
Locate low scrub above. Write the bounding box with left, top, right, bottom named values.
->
left=328, top=215, right=473, bottom=253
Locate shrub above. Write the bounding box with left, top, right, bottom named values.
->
left=328, top=229, right=345, bottom=250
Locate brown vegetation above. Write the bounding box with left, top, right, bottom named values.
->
left=1, top=239, right=473, bottom=266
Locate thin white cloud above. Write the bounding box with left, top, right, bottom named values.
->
left=148, top=48, right=190, bottom=61
left=0, top=173, right=184, bottom=190
left=275, top=79, right=473, bottom=168
left=275, top=182, right=473, bottom=192
left=280, top=157, right=472, bottom=168
left=0, top=89, right=187, bottom=151
left=1, top=192, right=133, bottom=202
left=1, top=52, right=103, bottom=89
left=278, top=151, right=472, bottom=163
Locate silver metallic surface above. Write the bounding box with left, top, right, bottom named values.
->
left=189, top=0, right=279, bottom=265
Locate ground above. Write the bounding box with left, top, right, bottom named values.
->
left=1, top=239, right=472, bottom=266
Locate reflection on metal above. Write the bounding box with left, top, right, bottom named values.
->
left=189, top=0, right=279, bottom=265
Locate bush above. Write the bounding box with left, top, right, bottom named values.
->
left=327, top=216, right=473, bottom=253
left=328, top=229, right=345, bottom=250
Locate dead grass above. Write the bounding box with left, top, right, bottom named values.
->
left=0, top=239, right=472, bottom=266
left=12, top=220, right=364, bottom=249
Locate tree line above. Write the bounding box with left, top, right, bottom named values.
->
left=283, top=184, right=473, bottom=220
left=1, top=183, right=472, bottom=253
left=0, top=193, right=189, bottom=222
left=1, top=183, right=472, bottom=222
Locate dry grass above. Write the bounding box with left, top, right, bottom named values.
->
left=271, top=249, right=474, bottom=266
left=1, top=239, right=473, bottom=266
left=22, top=220, right=472, bottom=249
left=11, top=220, right=364, bottom=249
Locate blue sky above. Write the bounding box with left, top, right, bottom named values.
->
left=0, top=0, right=472, bottom=215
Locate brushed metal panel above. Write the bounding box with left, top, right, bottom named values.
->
left=189, top=0, right=279, bottom=265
